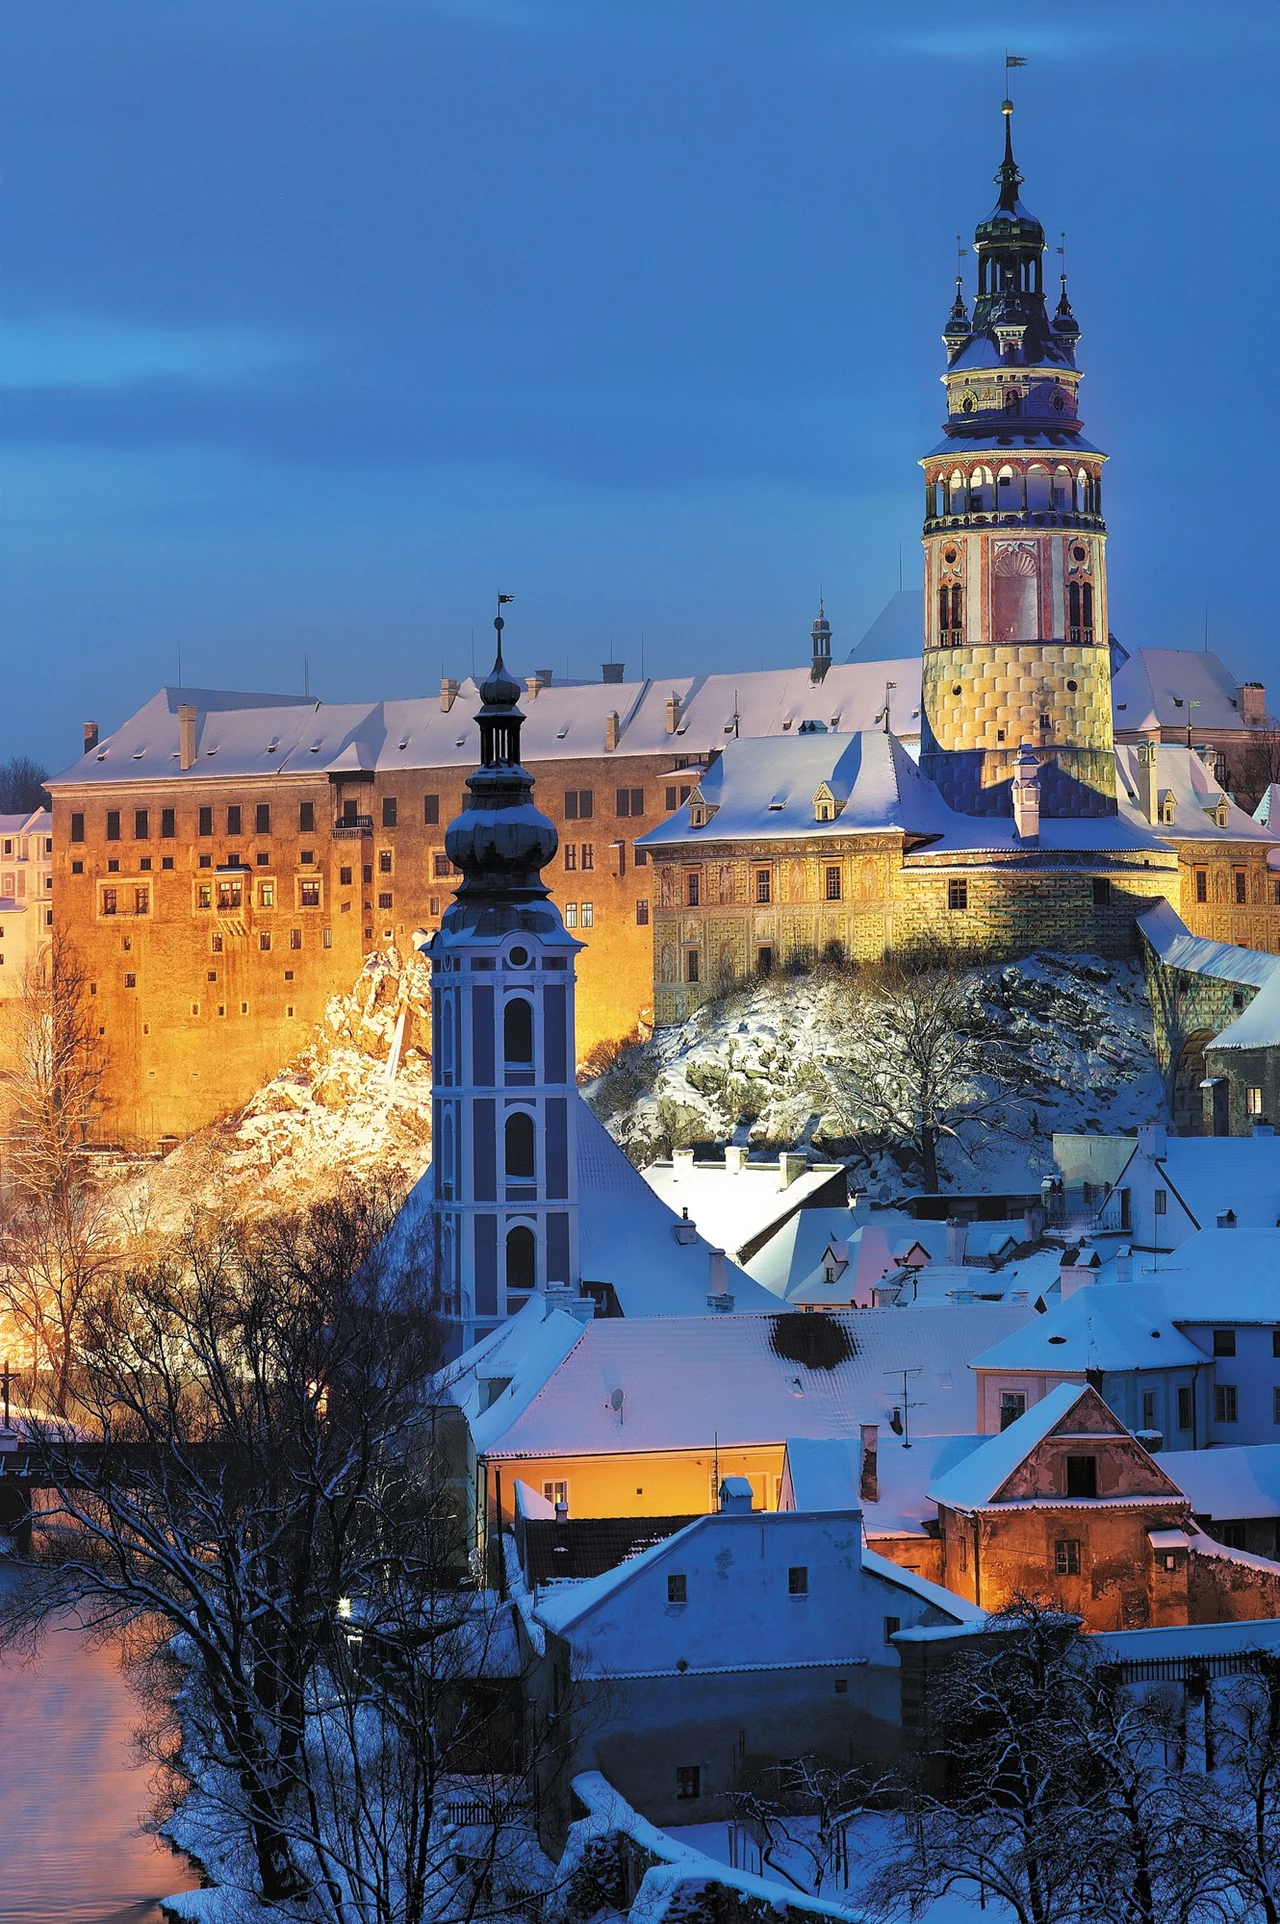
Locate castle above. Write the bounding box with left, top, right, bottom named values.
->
left=643, top=105, right=1280, bottom=1023
left=42, top=105, right=1280, bottom=1144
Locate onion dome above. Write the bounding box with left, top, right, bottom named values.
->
left=442, top=611, right=560, bottom=932
left=974, top=101, right=1046, bottom=250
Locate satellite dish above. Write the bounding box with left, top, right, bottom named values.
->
left=609, top=1388, right=624, bottom=1410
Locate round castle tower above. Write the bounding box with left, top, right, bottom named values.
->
left=428, top=612, right=582, bottom=1341
left=919, top=101, right=1115, bottom=820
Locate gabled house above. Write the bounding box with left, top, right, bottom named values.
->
left=929, top=1382, right=1193, bottom=1629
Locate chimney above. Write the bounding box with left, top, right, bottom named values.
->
left=605, top=711, right=621, bottom=752
left=718, top=1476, right=754, bottom=1514
left=724, top=1144, right=747, bottom=1175
left=1137, top=739, right=1159, bottom=822
left=1022, top=1202, right=1046, bottom=1244
left=1059, top=1246, right=1100, bottom=1298
left=1242, top=681, right=1267, bottom=725
left=525, top=676, right=542, bottom=701
left=673, top=1148, right=695, bottom=1172
left=1011, top=746, right=1040, bottom=843
left=1137, top=1123, right=1167, bottom=1161
left=706, top=1248, right=734, bottom=1310
left=440, top=677, right=459, bottom=714
left=535, top=668, right=554, bottom=686
left=178, top=704, right=198, bottom=771
left=673, top=1204, right=698, bottom=1246
left=1116, top=1246, right=1134, bottom=1284
left=859, top=1424, right=879, bottom=1506
left=1216, top=1209, right=1238, bottom=1229
left=554, top=1495, right=569, bottom=1522
left=602, top=662, right=625, bottom=684
left=665, top=693, right=682, bottom=735
left=780, top=1151, right=808, bottom=1188
left=83, top=720, right=99, bottom=755
left=945, top=1216, right=968, bottom=1266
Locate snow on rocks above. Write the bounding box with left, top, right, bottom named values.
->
left=585, top=953, right=1165, bottom=1202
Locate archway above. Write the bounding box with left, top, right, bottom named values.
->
left=1171, top=1031, right=1214, bottom=1135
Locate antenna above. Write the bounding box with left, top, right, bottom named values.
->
left=955, top=233, right=966, bottom=287
left=177, top=639, right=182, bottom=690
left=885, top=1366, right=924, bottom=1449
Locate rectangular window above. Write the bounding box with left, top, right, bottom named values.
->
left=948, top=878, right=968, bottom=911
left=1248, top=1086, right=1264, bottom=1117
left=339, top=865, right=354, bottom=887
left=160, top=807, right=175, bottom=839
left=106, top=810, right=120, bottom=841
left=1215, top=1384, right=1239, bottom=1424
left=565, top=904, right=578, bottom=927
left=253, top=803, right=270, bottom=835
left=1154, top=1188, right=1167, bottom=1217
left=755, top=870, right=771, bottom=904
left=424, top=794, right=439, bottom=825
left=297, top=801, right=314, bottom=833
left=616, top=787, right=645, bottom=817
left=101, top=887, right=118, bottom=916
left=1065, top=1455, right=1097, bottom=1498
left=300, top=880, right=321, bottom=907
left=581, top=902, right=594, bottom=928
left=1235, top=869, right=1248, bottom=905
left=378, top=892, right=393, bottom=910
left=1055, top=1539, right=1081, bottom=1576
left=216, top=879, right=243, bottom=911
left=884, top=1615, right=901, bottom=1644
left=378, top=850, right=392, bottom=874
left=676, top=1767, right=701, bottom=1802
left=685, top=949, right=700, bottom=983
left=636, top=899, right=650, bottom=926
left=1273, top=1331, right=1280, bottom=1359
left=198, top=806, right=213, bottom=836
left=686, top=871, right=700, bottom=907
left=667, top=1574, right=687, bottom=1604
left=1194, top=866, right=1208, bottom=904
left=999, top=1391, right=1026, bottom=1431
left=1213, top=1328, right=1236, bottom=1357
left=433, top=852, right=453, bottom=879
left=1142, top=1390, right=1157, bottom=1431
left=134, top=887, right=149, bottom=916
left=259, top=882, right=275, bottom=908
left=564, top=789, right=594, bottom=821
left=757, top=944, right=774, bottom=975
left=825, top=865, right=842, bottom=901
left=788, top=1566, right=809, bottom=1596
left=564, top=845, right=577, bottom=871
left=542, top=1480, right=568, bottom=1507
left=196, top=884, right=212, bottom=910
left=71, top=860, right=84, bottom=875
left=634, top=844, right=648, bottom=866
left=259, top=932, right=272, bottom=951
left=133, top=809, right=149, bottom=840
left=290, top=929, right=302, bottom=950
left=382, top=796, right=398, bottom=828
left=1091, top=877, right=1111, bottom=907
left=581, top=843, right=594, bottom=871
left=1273, top=1386, right=1280, bottom=1425
left=70, top=812, right=85, bottom=843
left=123, top=972, right=136, bottom=989
left=227, top=805, right=242, bottom=836
left=1177, top=1384, right=1194, bottom=1430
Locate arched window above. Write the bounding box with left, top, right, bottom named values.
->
left=506, top=1225, right=536, bottom=1294
left=1053, top=465, right=1073, bottom=510
left=441, top=1112, right=454, bottom=1200
left=505, top=1110, right=535, bottom=1179
left=439, top=997, right=454, bottom=1086
left=1068, top=580, right=1082, bottom=643
left=503, top=997, right=533, bottom=1064
left=948, top=469, right=965, bottom=514
left=1082, top=583, right=1094, bottom=642
left=949, top=584, right=963, bottom=643
left=937, top=584, right=950, bottom=641
left=1026, top=465, right=1052, bottom=513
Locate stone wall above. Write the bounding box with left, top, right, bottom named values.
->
left=1188, top=1542, right=1280, bottom=1623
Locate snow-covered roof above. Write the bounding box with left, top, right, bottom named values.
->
left=439, top=1301, right=588, bottom=1430
left=1137, top=900, right=1280, bottom=991
left=1112, top=1230, right=1280, bottom=1315
left=1153, top=1145, right=1280, bottom=1235
left=1091, top=1617, right=1280, bottom=1666
left=1115, top=743, right=1275, bottom=846
left=1256, top=785, right=1280, bottom=829
left=47, top=660, right=926, bottom=790
left=641, top=1155, right=846, bottom=1265
left=929, top=1383, right=1094, bottom=1509
left=1111, top=648, right=1269, bottom=737
left=891, top=1249, right=1060, bottom=1309
left=472, top=1302, right=1033, bottom=1459
left=1203, top=979, right=1280, bottom=1053
left=1159, top=1445, right=1280, bottom=1521
left=745, top=1207, right=870, bottom=1300
left=861, top=1546, right=985, bottom=1620
left=969, top=1286, right=1205, bottom=1375
left=781, top=1432, right=985, bottom=1538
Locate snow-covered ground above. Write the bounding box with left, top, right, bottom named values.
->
left=586, top=953, right=1165, bottom=1201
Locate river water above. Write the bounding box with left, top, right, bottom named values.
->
left=0, top=1568, right=200, bottom=1924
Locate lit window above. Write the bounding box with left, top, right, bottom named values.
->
left=581, top=903, right=594, bottom=928
left=948, top=878, right=968, bottom=911
left=1248, top=1086, right=1264, bottom=1117
left=300, top=880, right=321, bottom=907
left=564, top=845, right=578, bottom=872
left=565, top=903, right=578, bottom=927
left=259, top=882, right=275, bottom=908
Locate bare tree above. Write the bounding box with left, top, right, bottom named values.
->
left=730, top=1755, right=890, bottom=1899
left=0, top=927, right=113, bottom=1413
left=0, top=755, right=49, bottom=814
left=0, top=1182, right=564, bottom=1920
left=1235, top=728, right=1280, bottom=816
left=825, top=952, right=1028, bottom=1192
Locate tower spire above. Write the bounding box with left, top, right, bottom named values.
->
left=996, top=95, right=1022, bottom=212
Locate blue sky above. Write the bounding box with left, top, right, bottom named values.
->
left=2, top=0, right=1276, bottom=768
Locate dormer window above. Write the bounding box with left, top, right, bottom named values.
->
left=1214, top=799, right=1231, bottom=829
left=1158, top=791, right=1176, bottom=827
left=813, top=784, right=839, bottom=824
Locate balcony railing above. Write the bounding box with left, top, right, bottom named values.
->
left=333, top=815, right=373, bottom=839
